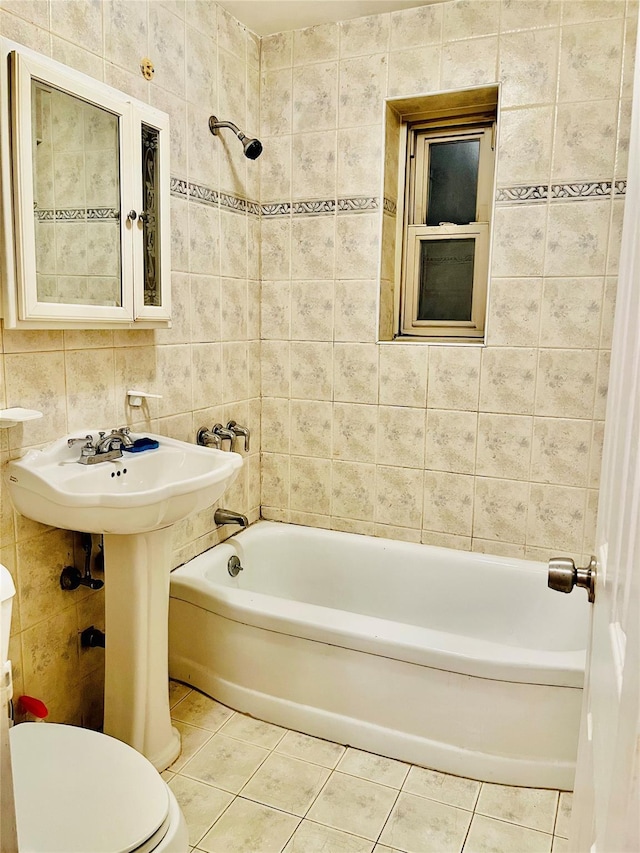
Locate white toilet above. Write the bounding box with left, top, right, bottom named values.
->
left=1, top=564, right=189, bottom=853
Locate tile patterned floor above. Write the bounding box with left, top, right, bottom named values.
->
left=165, top=681, right=573, bottom=853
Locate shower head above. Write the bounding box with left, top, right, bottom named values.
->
left=208, top=116, right=263, bottom=160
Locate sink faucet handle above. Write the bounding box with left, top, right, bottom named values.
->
left=227, top=420, right=250, bottom=452
left=67, top=434, right=95, bottom=448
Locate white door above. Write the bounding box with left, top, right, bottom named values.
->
left=568, top=27, right=640, bottom=853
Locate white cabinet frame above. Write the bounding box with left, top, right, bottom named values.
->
left=0, top=38, right=171, bottom=329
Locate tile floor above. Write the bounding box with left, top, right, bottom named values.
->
left=165, top=681, right=572, bottom=853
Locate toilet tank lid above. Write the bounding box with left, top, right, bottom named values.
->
left=0, top=564, right=15, bottom=602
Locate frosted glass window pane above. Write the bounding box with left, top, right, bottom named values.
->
left=426, top=139, right=479, bottom=226
left=417, top=239, right=474, bottom=321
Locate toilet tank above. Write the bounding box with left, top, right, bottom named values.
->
left=1, top=564, right=15, bottom=666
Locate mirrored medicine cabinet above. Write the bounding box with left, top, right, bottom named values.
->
left=0, top=38, right=171, bottom=329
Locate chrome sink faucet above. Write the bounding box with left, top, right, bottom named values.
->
left=95, top=427, right=134, bottom=452
left=68, top=427, right=133, bottom=464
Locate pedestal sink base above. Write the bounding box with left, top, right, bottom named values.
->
left=103, top=529, right=180, bottom=771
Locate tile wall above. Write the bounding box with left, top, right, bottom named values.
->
left=259, top=0, right=635, bottom=565
left=0, top=0, right=261, bottom=725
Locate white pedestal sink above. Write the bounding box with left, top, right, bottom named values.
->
left=5, top=432, right=242, bottom=770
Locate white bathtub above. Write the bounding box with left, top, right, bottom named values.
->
left=169, top=521, right=589, bottom=789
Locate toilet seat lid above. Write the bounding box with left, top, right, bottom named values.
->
left=10, top=723, right=170, bottom=853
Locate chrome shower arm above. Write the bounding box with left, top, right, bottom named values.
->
left=209, top=117, right=242, bottom=136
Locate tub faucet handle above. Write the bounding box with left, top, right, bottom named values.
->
left=211, top=423, right=236, bottom=447
left=227, top=420, right=250, bottom=452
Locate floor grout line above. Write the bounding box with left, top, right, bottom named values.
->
left=168, top=681, right=570, bottom=853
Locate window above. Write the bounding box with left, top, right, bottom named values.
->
left=397, top=101, right=497, bottom=341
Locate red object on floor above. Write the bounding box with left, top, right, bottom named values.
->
left=17, top=695, right=48, bottom=719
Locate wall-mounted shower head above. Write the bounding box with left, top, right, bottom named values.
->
left=208, top=116, right=263, bottom=160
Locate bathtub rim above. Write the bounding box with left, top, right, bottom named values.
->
left=170, top=522, right=586, bottom=689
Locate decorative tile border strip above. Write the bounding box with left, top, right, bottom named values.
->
left=497, top=180, right=626, bottom=204
left=261, top=202, right=291, bottom=217
left=35, top=207, right=119, bottom=221
left=383, top=197, right=397, bottom=215
left=496, top=185, right=548, bottom=203
left=552, top=181, right=614, bottom=199
left=338, top=196, right=379, bottom=213
left=170, top=174, right=627, bottom=218
left=170, top=176, right=259, bottom=217
left=292, top=199, right=336, bottom=215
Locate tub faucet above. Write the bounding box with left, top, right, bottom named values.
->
left=196, top=427, right=222, bottom=449
left=214, top=508, right=248, bottom=528
left=227, top=420, right=250, bottom=452
left=211, top=423, right=236, bottom=449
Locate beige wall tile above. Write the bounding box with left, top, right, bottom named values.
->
left=291, top=281, right=334, bottom=341
left=423, top=471, right=474, bottom=536
left=294, top=23, right=338, bottom=64
left=104, top=0, right=148, bottom=77
left=65, top=348, right=117, bottom=432
left=379, top=344, right=428, bottom=408
left=425, top=409, right=478, bottom=475
left=335, top=214, right=380, bottom=280
left=261, top=341, right=291, bottom=398
left=485, top=278, right=542, bottom=347
left=290, top=399, right=332, bottom=457
left=539, top=277, right=604, bottom=348
left=334, top=279, right=378, bottom=343
left=389, top=4, right=442, bottom=49
left=531, top=417, right=592, bottom=486
left=261, top=31, right=293, bottom=70
left=292, top=131, right=337, bottom=199
left=427, top=346, right=481, bottom=412
left=558, top=19, right=623, bottom=102
left=535, top=349, right=598, bottom=418
left=261, top=68, right=293, bottom=137
left=480, top=348, right=538, bottom=414
left=527, top=483, right=586, bottom=551
left=492, top=205, right=548, bottom=277
left=441, top=36, right=498, bottom=90
left=500, top=0, right=560, bottom=32
left=387, top=45, right=441, bottom=97
left=290, top=341, right=333, bottom=400
left=476, top=413, right=533, bottom=480
left=261, top=398, right=290, bottom=454
left=222, top=341, right=249, bottom=403
left=341, top=14, right=390, bottom=59
left=552, top=100, right=618, bottom=182
left=336, top=128, right=383, bottom=196
left=338, top=54, right=388, bottom=128
left=331, top=460, right=376, bottom=520
left=375, top=465, right=424, bottom=528
left=293, top=62, right=338, bottom=132
left=498, top=27, right=560, bottom=107
left=291, top=216, right=335, bottom=280
left=290, top=456, right=331, bottom=513
left=497, top=107, right=554, bottom=185
left=332, top=403, right=378, bottom=463
left=473, top=477, right=529, bottom=543
left=377, top=406, right=425, bottom=468
left=5, top=351, right=67, bottom=448
left=334, top=343, right=379, bottom=404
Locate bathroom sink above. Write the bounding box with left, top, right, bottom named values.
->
left=5, top=432, right=243, bottom=534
